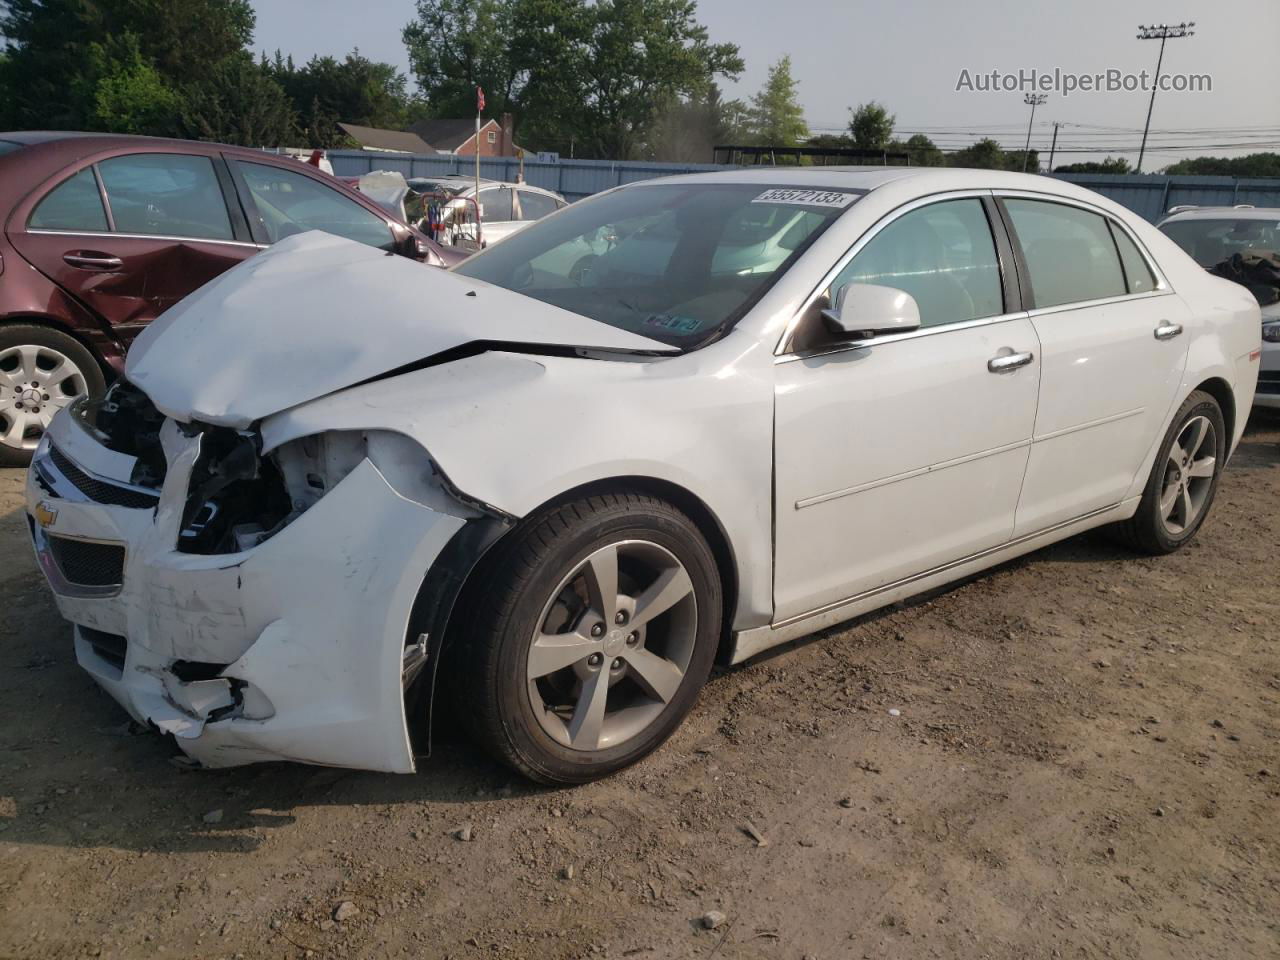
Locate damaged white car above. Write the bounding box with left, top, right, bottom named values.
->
left=26, top=169, right=1260, bottom=783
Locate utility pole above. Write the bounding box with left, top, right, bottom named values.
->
left=1022, top=93, right=1047, bottom=172
left=1047, top=121, right=1060, bottom=173
left=1135, top=22, right=1195, bottom=174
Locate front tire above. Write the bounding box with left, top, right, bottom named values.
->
left=0, top=324, right=106, bottom=466
left=455, top=492, right=722, bottom=784
left=1110, top=390, right=1226, bottom=554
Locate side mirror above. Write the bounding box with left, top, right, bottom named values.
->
left=821, top=283, right=921, bottom=339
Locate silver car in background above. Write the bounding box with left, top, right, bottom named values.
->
left=1158, top=205, right=1280, bottom=408
left=408, top=175, right=567, bottom=249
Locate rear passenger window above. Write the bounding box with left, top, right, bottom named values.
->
left=829, top=198, right=1004, bottom=328
left=1004, top=199, right=1126, bottom=308
left=1110, top=224, right=1157, bottom=294
left=477, top=188, right=513, bottom=221
left=98, top=154, right=234, bottom=240
left=518, top=190, right=558, bottom=221
left=29, top=169, right=109, bottom=232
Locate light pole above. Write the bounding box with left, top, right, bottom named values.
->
left=1135, top=22, right=1195, bottom=174
left=1022, top=93, right=1047, bottom=172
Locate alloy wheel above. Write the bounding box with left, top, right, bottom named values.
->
left=1158, top=414, right=1217, bottom=535
left=0, top=344, right=88, bottom=451
left=526, top=539, right=698, bottom=752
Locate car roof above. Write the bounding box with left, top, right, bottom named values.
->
left=1158, top=206, right=1280, bottom=224
left=0, top=130, right=267, bottom=154
left=407, top=176, right=562, bottom=199
left=617, top=166, right=1142, bottom=212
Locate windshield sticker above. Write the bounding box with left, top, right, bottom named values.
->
left=644, top=314, right=702, bottom=334
left=752, top=188, right=858, bottom=208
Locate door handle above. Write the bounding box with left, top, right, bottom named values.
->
left=63, top=252, right=123, bottom=270
left=987, top=351, right=1035, bottom=373
left=1154, top=322, right=1183, bottom=341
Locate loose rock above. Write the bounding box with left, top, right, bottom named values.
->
left=202, top=809, right=224, bottom=824
left=453, top=825, right=474, bottom=842
left=701, top=910, right=727, bottom=930
left=333, top=901, right=359, bottom=922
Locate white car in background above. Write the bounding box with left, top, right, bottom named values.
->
left=1157, top=205, right=1280, bottom=408
left=26, top=169, right=1260, bottom=784
left=408, top=175, right=567, bottom=248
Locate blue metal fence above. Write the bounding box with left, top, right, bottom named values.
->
left=328, top=150, right=1280, bottom=222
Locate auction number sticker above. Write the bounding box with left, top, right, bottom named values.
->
left=752, top=188, right=857, bottom=208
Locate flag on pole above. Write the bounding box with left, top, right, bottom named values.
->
left=476, top=86, right=485, bottom=113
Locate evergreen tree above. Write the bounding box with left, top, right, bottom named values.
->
left=746, top=56, right=808, bottom=148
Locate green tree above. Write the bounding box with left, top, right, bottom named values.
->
left=402, top=0, right=527, bottom=119
left=267, top=51, right=412, bottom=147
left=182, top=54, right=294, bottom=146
left=948, top=137, right=1007, bottom=169
left=745, top=56, right=806, bottom=148
left=1163, top=153, right=1280, bottom=177
left=572, top=0, right=744, bottom=159
left=402, top=0, right=742, bottom=159
left=0, top=0, right=255, bottom=131
left=1053, top=157, right=1132, bottom=174
left=848, top=101, right=894, bottom=150
left=650, top=83, right=748, bottom=161
left=89, top=36, right=183, bottom=136
left=899, top=132, right=943, bottom=166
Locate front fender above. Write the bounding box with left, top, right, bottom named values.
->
left=260, top=349, right=776, bottom=631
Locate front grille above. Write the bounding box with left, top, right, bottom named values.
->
left=48, top=445, right=159, bottom=509
left=80, top=626, right=126, bottom=672
left=47, top=536, right=125, bottom=587
left=1258, top=371, right=1280, bottom=395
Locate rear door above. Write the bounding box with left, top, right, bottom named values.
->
left=8, top=151, right=257, bottom=341
left=999, top=195, right=1190, bottom=536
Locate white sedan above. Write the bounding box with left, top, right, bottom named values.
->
left=25, top=169, right=1261, bottom=784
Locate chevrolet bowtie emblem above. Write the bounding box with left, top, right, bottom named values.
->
left=34, top=501, right=58, bottom=529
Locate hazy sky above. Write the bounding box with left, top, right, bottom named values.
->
left=253, top=0, right=1279, bottom=166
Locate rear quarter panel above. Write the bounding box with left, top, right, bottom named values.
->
left=1122, top=219, right=1260, bottom=497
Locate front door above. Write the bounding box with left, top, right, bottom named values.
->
left=773, top=196, right=1040, bottom=622
left=998, top=196, right=1191, bottom=537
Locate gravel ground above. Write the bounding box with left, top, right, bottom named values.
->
left=1, top=412, right=1277, bottom=960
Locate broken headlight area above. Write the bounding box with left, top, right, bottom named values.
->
left=178, top=429, right=478, bottom=555
left=73, top=379, right=168, bottom=487
left=178, top=426, right=291, bottom=554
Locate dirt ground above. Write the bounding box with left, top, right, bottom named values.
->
left=1, top=413, right=1277, bottom=960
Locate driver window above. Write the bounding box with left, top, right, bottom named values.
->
left=827, top=198, right=1004, bottom=330
left=98, top=153, right=233, bottom=240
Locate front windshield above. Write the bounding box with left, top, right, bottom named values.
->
left=453, top=183, right=860, bottom=348
left=1161, top=217, right=1280, bottom=268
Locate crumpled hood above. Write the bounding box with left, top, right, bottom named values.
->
left=125, top=232, right=671, bottom=427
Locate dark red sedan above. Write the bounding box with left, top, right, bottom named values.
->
left=0, top=131, right=462, bottom=464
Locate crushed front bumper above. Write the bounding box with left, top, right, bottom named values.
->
left=25, top=410, right=466, bottom=773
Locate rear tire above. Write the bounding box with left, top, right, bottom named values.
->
left=1109, top=390, right=1225, bottom=554
left=453, top=492, right=722, bottom=784
left=0, top=324, right=105, bottom=466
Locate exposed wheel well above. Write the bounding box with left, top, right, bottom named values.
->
left=516, top=477, right=740, bottom=664
left=1193, top=377, right=1235, bottom=449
